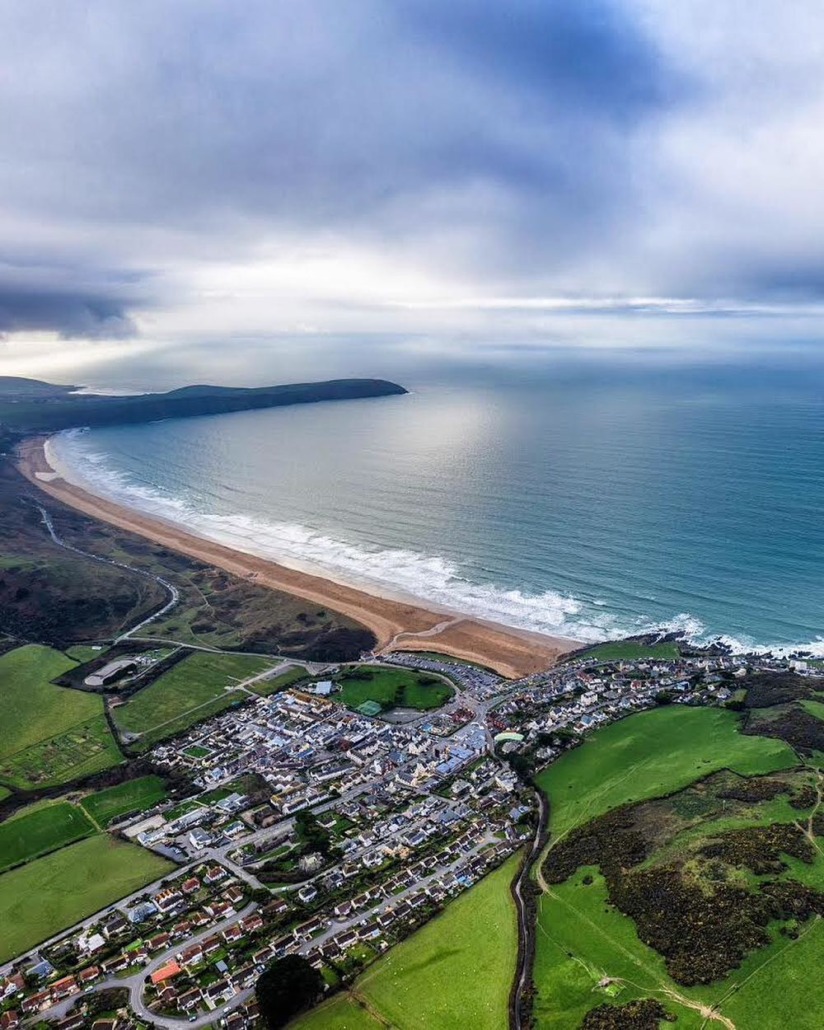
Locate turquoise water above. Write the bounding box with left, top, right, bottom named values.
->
left=51, top=362, right=824, bottom=652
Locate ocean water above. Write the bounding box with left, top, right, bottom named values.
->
left=50, top=361, right=824, bottom=654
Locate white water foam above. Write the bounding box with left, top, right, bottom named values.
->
left=48, top=430, right=824, bottom=656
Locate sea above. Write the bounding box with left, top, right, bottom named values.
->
left=50, top=357, right=824, bottom=655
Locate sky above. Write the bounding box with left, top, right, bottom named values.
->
left=2, top=0, right=824, bottom=388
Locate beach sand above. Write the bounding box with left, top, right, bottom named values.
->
left=17, top=436, right=578, bottom=678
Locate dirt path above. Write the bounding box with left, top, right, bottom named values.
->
left=538, top=887, right=736, bottom=1029
left=792, top=769, right=824, bottom=853
left=380, top=617, right=462, bottom=653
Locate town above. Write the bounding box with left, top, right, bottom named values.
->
left=0, top=641, right=804, bottom=1030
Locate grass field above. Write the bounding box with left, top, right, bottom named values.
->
left=534, top=705, right=811, bottom=1028
left=292, top=997, right=383, bottom=1029
left=535, top=872, right=707, bottom=1029
left=722, top=916, right=824, bottom=1029
left=80, top=775, right=168, bottom=827
left=0, top=801, right=95, bottom=871
left=535, top=706, right=798, bottom=842
left=112, top=651, right=273, bottom=747
left=64, top=644, right=106, bottom=663
left=536, top=828, right=824, bottom=1028
left=303, top=855, right=520, bottom=1030
left=0, top=835, right=173, bottom=963
left=577, top=640, right=681, bottom=663
left=0, top=645, right=122, bottom=789
left=338, top=667, right=454, bottom=712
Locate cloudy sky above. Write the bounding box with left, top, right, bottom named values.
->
left=2, top=0, right=824, bottom=386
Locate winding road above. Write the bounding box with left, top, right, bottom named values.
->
left=35, top=501, right=180, bottom=639
left=510, top=787, right=549, bottom=1030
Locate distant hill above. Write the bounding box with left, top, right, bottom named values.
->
left=0, top=377, right=407, bottom=433
left=0, top=376, right=76, bottom=398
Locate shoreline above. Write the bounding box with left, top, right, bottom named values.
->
left=16, top=435, right=580, bottom=678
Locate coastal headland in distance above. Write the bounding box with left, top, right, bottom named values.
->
left=17, top=435, right=577, bottom=677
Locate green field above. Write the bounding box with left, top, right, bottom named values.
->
left=0, top=801, right=95, bottom=871
left=338, top=667, right=454, bottom=712
left=64, top=644, right=106, bottom=663
left=535, top=706, right=798, bottom=842
left=535, top=872, right=707, bottom=1029
left=112, top=651, right=273, bottom=747
left=297, top=855, right=520, bottom=1030
left=293, top=997, right=383, bottom=1030
left=0, top=645, right=122, bottom=789
left=533, top=705, right=813, bottom=1028
left=536, top=807, right=824, bottom=1029
left=577, top=640, right=681, bottom=663
left=0, top=835, right=173, bottom=963
left=80, top=775, right=168, bottom=827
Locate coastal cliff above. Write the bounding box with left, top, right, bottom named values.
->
left=0, top=377, right=407, bottom=433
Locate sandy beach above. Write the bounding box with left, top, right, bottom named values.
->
left=17, top=436, right=579, bottom=678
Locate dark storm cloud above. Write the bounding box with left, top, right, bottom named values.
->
left=2, top=0, right=823, bottom=352
left=0, top=262, right=149, bottom=338
left=0, top=1, right=681, bottom=291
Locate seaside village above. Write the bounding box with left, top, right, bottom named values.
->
left=1, top=645, right=781, bottom=1029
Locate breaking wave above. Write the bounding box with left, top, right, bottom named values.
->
left=48, top=427, right=824, bottom=657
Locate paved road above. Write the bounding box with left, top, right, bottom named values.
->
left=511, top=788, right=549, bottom=1030
left=40, top=903, right=259, bottom=1029
left=35, top=501, right=181, bottom=640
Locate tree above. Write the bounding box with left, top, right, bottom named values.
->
left=256, top=955, right=324, bottom=1028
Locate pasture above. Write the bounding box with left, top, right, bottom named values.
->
left=0, top=645, right=121, bottom=789
left=80, top=775, right=168, bottom=827
left=293, top=997, right=382, bottom=1029
left=112, top=650, right=272, bottom=747
left=0, top=801, right=95, bottom=871
left=534, top=706, right=816, bottom=1028
left=535, top=705, right=798, bottom=842
left=0, top=835, right=172, bottom=963
left=349, top=854, right=519, bottom=1030
left=534, top=873, right=708, bottom=1029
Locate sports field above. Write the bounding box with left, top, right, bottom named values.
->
left=338, top=667, right=454, bottom=712
left=0, top=645, right=122, bottom=789
left=535, top=706, right=798, bottom=842
left=0, top=834, right=173, bottom=963
left=112, top=651, right=272, bottom=747
left=80, top=775, right=168, bottom=827
left=0, top=801, right=95, bottom=871
left=297, top=854, right=520, bottom=1030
